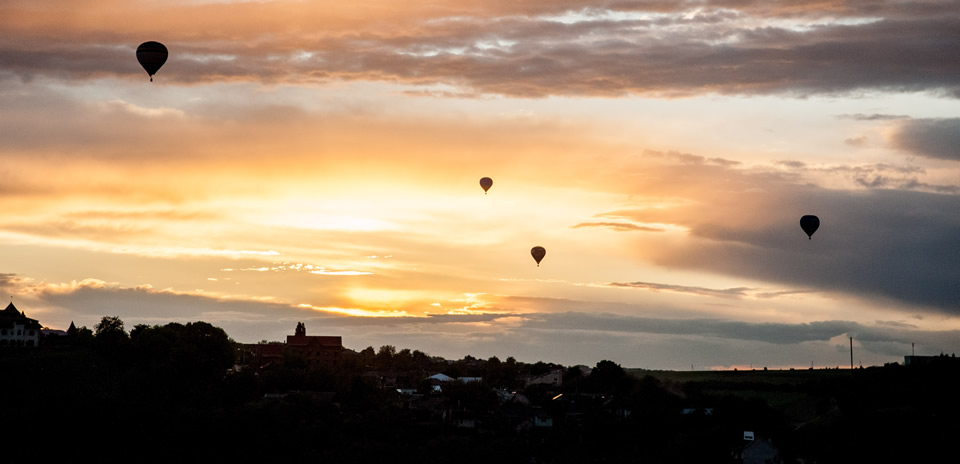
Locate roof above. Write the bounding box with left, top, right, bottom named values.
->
left=3, top=302, right=20, bottom=315
left=0, top=302, right=42, bottom=330
left=286, top=335, right=342, bottom=348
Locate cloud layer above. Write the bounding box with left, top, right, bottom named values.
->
left=2, top=1, right=959, bottom=97
left=5, top=276, right=956, bottom=369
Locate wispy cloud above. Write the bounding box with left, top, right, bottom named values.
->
left=571, top=222, right=666, bottom=232
left=606, top=281, right=811, bottom=299
left=837, top=113, right=911, bottom=121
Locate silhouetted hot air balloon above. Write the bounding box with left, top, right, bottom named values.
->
left=800, top=215, right=820, bottom=240
left=531, top=246, right=546, bottom=267
left=479, top=177, right=493, bottom=194
left=136, top=41, right=168, bottom=82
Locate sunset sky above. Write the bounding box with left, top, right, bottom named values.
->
left=2, top=0, right=959, bottom=370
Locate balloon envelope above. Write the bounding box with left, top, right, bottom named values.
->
left=479, top=177, right=493, bottom=193
left=136, top=41, right=168, bottom=81
left=800, top=215, right=820, bottom=239
left=531, top=246, right=546, bottom=266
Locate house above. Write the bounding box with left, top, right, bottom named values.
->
left=534, top=413, right=553, bottom=428
left=736, top=437, right=782, bottom=464
left=427, top=373, right=454, bottom=382
left=904, top=354, right=960, bottom=367
left=0, top=302, right=42, bottom=348
left=525, top=368, right=563, bottom=387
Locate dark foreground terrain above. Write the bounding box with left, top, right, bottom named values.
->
left=3, top=322, right=959, bottom=463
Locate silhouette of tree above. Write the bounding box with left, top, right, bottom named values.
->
left=93, top=315, right=129, bottom=353
left=94, top=315, right=126, bottom=337
left=130, top=321, right=234, bottom=379
left=589, top=359, right=632, bottom=394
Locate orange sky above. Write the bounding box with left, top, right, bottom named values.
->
left=2, top=0, right=959, bottom=369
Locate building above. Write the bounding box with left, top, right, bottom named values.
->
left=525, top=368, right=563, bottom=387
left=904, top=354, right=959, bottom=367
left=0, top=302, right=42, bottom=348
left=242, top=322, right=343, bottom=368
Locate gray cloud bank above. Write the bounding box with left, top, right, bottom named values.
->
left=5, top=277, right=956, bottom=368
left=666, top=187, right=960, bottom=312
left=1, top=1, right=959, bottom=97
left=601, top=153, right=960, bottom=314
left=891, top=118, right=960, bottom=161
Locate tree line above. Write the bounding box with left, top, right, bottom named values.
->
left=4, top=316, right=959, bottom=463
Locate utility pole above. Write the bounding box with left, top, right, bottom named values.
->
left=850, top=337, right=854, bottom=370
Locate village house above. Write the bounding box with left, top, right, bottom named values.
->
left=525, top=368, right=564, bottom=387
left=0, top=302, right=42, bottom=348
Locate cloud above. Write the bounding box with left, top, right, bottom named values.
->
left=584, top=154, right=960, bottom=313
left=769, top=161, right=957, bottom=195
left=5, top=274, right=959, bottom=367
left=651, top=186, right=960, bottom=312
left=525, top=311, right=861, bottom=345
left=643, top=150, right=741, bottom=166
left=844, top=135, right=867, bottom=147
left=891, top=118, right=960, bottom=161
left=2, top=1, right=959, bottom=97
left=607, top=281, right=754, bottom=298
left=875, top=320, right=917, bottom=329
left=837, top=113, right=911, bottom=121
left=571, top=221, right=665, bottom=232
left=101, top=100, right=185, bottom=118
left=606, top=281, right=813, bottom=299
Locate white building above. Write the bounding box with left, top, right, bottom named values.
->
left=0, top=302, right=42, bottom=348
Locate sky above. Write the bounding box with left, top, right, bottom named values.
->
left=2, top=0, right=959, bottom=370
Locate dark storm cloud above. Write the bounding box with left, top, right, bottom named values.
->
left=1, top=1, right=959, bottom=97
left=891, top=118, right=960, bottom=161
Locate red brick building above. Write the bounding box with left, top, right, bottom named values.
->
left=242, top=322, right=343, bottom=368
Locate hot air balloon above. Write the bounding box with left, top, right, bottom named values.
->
left=800, top=215, right=820, bottom=240
left=479, top=177, right=493, bottom=194
left=531, top=246, right=546, bottom=267
left=136, top=41, right=168, bottom=82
